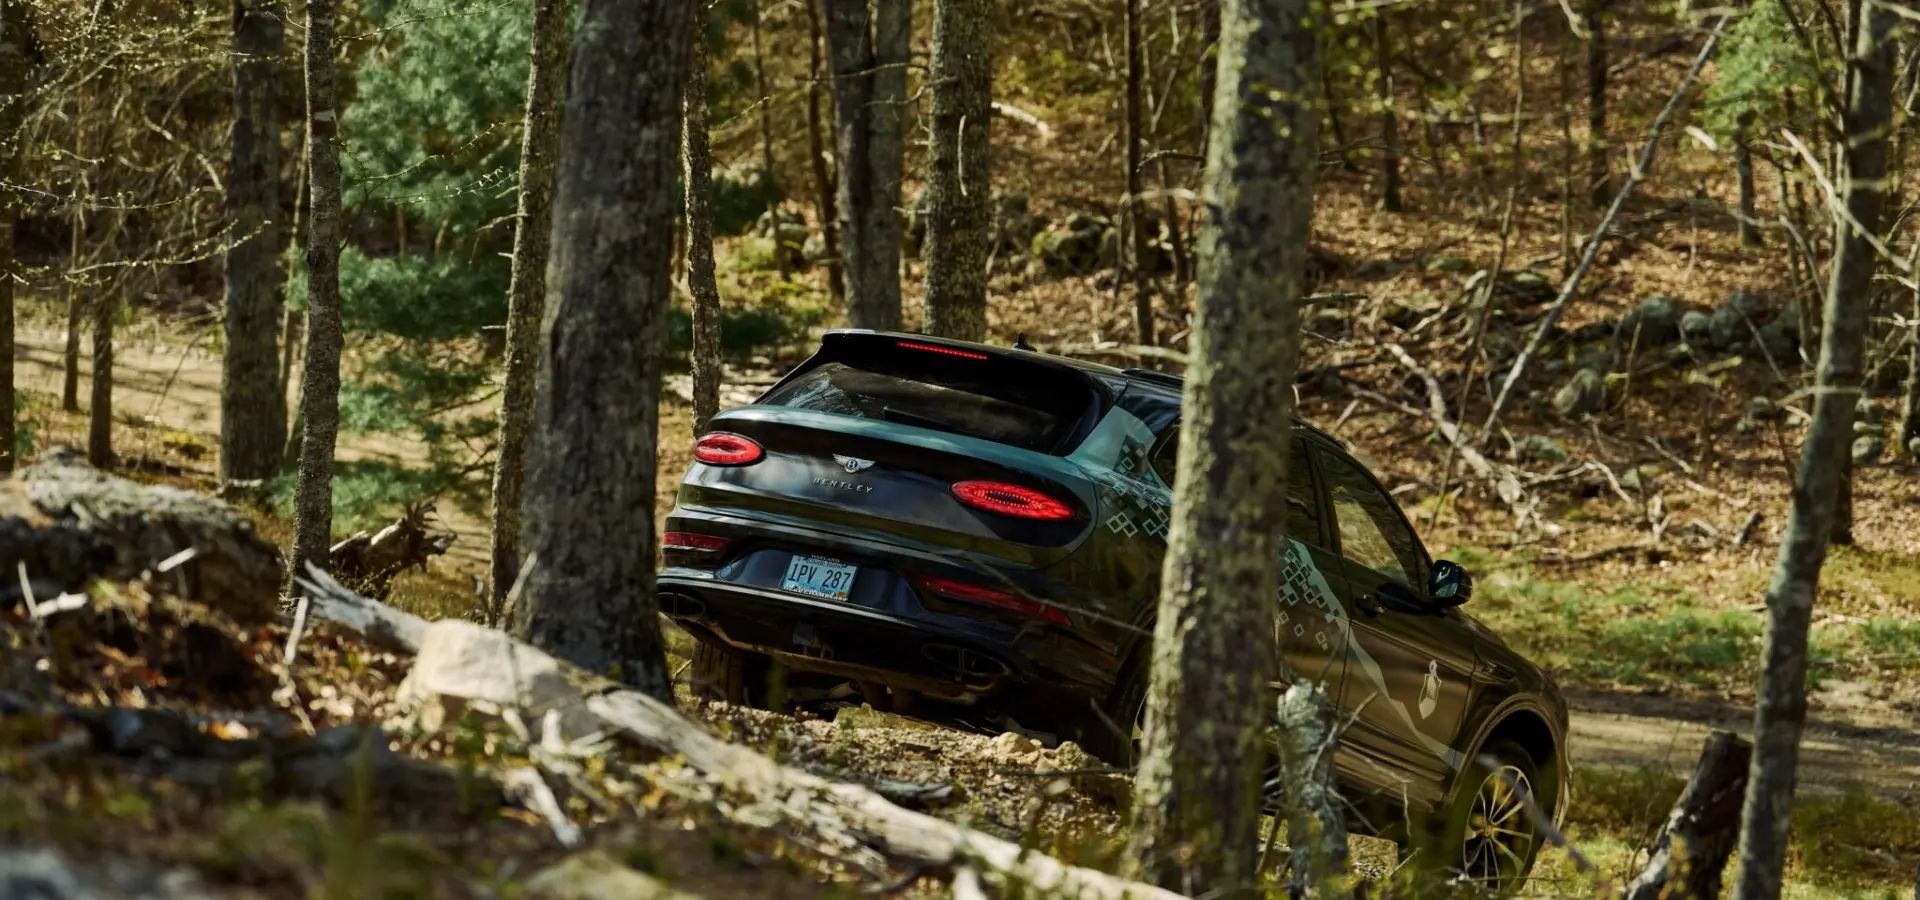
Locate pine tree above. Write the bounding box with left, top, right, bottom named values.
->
left=290, top=0, right=345, bottom=571
left=922, top=0, right=991, bottom=341
left=1128, top=0, right=1319, bottom=891
left=486, top=0, right=570, bottom=621
left=511, top=0, right=692, bottom=702
left=220, top=0, right=288, bottom=485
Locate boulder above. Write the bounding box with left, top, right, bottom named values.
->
left=1709, top=291, right=1767, bottom=350
left=1854, top=419, right=1881, bottom=437
left=1620, top=464, right=1661, bottom=493
left=0, top=448, right=283, bottom=623
left=1749, top=316, right=1798, bottom=364
left=773, top=223, right=811, bottom=271
left=1305, top=307, right=1348, bottom=337
left=394, top=620, right=602, bottom=744
left=1515, top=435, right=1571, bottom=463
left=1498, top=269, right=1555, bottom=304
left=524, top=852, right=702, bottom=900
left=1680, top=310, right=1713, bottom=348
left=1621, top=296, right=1684, bottom=347
left=1031, top=213, right=1112, bottom=276
left=1746, top=395, right=1784, bottom=422
left=0, top=845, right=213, bottom=900
left=991, top=192, right=1039, bottom=257
left=1427, top=255, right=1473, bottom=273
left=1909, top=436, right=1920, bottom=459
left=1852, top=435, right=1885, bottom=466
left=1857, top=398, right=1888, bottom=426
left=1552, top=369, right=1606, bottom=417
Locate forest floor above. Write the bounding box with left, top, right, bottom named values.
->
left=7, top=303, right=1920, bottom=896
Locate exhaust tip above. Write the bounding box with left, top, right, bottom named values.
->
left=921, top=642, right=1012, bottom=679
left=659, top=592, right=707, bottom=619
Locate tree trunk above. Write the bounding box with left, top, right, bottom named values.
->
left=1125, top=0, right=1154, bottom=352
left=804, top=0, right=843, bottom=304
left=1585, top=0, right=1610, bottom=209
left=749, top=0, right=786, bottom=279
left=1733, top=7, right=1893, bottom=900
left=686, top=1, right=723, bottom=432
left=0, top=1, right=32, bottom=474
left=87, top=291, right=112, bottom=469
left=1199, top=0, right=1220, bottom=148
left=922, top=0, right=992, bottom=341
left=1626, top=731, right=1753, bottom=900
left=486, top=0, right=569, bottom=622
left=1127, top=0, right=1318, bottom=891
left=290, top=0, right=345, bottom=572
left=1900, top=242, right=1920, bottom=459
left=1373, top=9, right=1402, bottom=212
left=220, top=0, right=287, bottom=485
left=822, top=0, right=905, bottom=331
left=1736, top=109, right=1762, bottom=247
left=280, top=138, right=309, bottom=450
left=1560, top=17, right=1574, bottom=278
left=62, top=205, right=82, bottom=413
left=510, top=0, right=691, bottom=703
left=1274, top=681, right=1348, bottom=898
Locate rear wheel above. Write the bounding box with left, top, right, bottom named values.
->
left=691, top=639, right=775, bottom=708
left=1423, top=738, right=1546, bottom=893
left=1078, top=644, right=1149, bottom=767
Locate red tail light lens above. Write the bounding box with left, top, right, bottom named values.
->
left=913, top=575, right=1070, bottom=626
left=896, top=339, right=989, bottom=360
left=694, top=432, right=763, bottom=466
left=663, top=532, right=730, bottom=553
left=952, top=480, right=1074, bottom=520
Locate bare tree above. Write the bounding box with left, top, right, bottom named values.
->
left=1128, top=0, right=1318, bottom=890
left=486, top=0, right=570, bottom=622
left=220, top=0, right=287, bottom=485
left=1736, top=109, right=1762, bottom=247
left=822, top=0, right=907, bottom=330
left=1126, top=0, right=1154, bottom=351
left=686, top=0, right=722, bottom=432
left=804, top=0, right=843, bottom=304
left=1734, top=5, right=1895, bottom=899
left=87, top=278, right=112, bottom=468
left=922, top=0, right=991, bottom=340
left=1373, top=7, right=1403, bottom=212
left=0, top=0, right=34, bottom=474
left=511, top=0, right=692, bottom=702
left=1901, top=241, right=1920, bottom=459
left=290, top=0, right=345, bottom=572
left=1585, top=0, right=1610, bottom=208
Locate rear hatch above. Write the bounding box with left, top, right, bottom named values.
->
left=678, top=332, right=1108, bottom=562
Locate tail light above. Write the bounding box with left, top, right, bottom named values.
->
left=694, top=432, right=763, bottom=466
left=896, top=339, right=989, bottom=360
left=663, top=532, right=729, bottom=553
left=912, top=574, right=1070, bottom=627
left=952, top=480, right=1075, bottom=521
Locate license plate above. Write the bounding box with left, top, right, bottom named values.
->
left=780, top=555, right=858, bottom=601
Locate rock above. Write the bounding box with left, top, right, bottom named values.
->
left=1909, top=436, right=1920, bottom=459
left=1621, top=296, right=1684, bottom=347
left=1855, top=420, right=1881, bottom=437
left=1709, top=291, right=1767, bottom=350
left=273, top=723, right=497, bottom=812
left=1852, top=435, right=1885, bottom=466
left=1747, top=396, right=1784, bottom=422
left=801, top=232, right=827, bottom=262
left=1552, top=369, right=1606, bottom=417
left=985, top=729, right=1043, bottom=766
left=0, top=845, right=213, bottom=900
left=1574, top=346, right=1616, bottom=374
left=1498, top=269, right=1555, bottom=303
left=1515, top=435, right=1571, bottom=463
left=1382, top=293, right=1439, bottom=330
left=752, top=206, right=804, bottom=239
left=1680, top=310, right=1713, bottom=348
left=1857, top=398, right=1888, bottom=426
left=1750, top=316, right=1798, bottom=364
left=0, top=449, right=283, bottom=623
left=1619, top=464, right=1660, bottom=493
left=1305, top=307, right=1347, bottom=337
left=524, top=851, right=702, bottom=900
left=1426, top=255, right=1472, bottom=273
left=394, top=620, right=602, bottom=744
left=773, top=223, right=811, bottom=271
left=1030, top=214, right=1112, bottom=276
left=1568, top=320, right=1618, bottom=344
left=990, top=192, right=1039, bottom=256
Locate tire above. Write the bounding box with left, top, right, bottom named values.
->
left=691, top=639, right=775, bottom=708
left=1417, top=738, right=1548, bottom=894
left=1077, top=644, right=1150, bottom=767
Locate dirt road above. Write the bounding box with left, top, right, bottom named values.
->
left=16, top=326, right=1919, bottom=804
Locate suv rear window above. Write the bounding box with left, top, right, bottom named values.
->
left=759, top=358, right=1094, bottom=453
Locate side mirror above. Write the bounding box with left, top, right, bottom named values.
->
left=1429, top=560, right=1473, bottom=608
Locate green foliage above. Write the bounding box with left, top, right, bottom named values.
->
left=664, top=299, right=829, bottom=368
left=1703, top=0, right=1823, bottom=137
left=269, top=459, right=479, bottom=535
left=337, top=248, right=507, bottom=343
left=712, top=168, right=781, bottom=237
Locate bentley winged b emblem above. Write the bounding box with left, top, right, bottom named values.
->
left=833, top=455, right=876, bottom=474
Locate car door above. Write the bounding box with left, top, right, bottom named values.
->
left=1314, top=445, right=1478, bottom=810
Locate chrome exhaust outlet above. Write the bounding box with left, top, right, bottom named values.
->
left=658, top=592, right=707, bottom=619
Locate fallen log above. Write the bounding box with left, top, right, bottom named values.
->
left=1623, top=731, right=1752, bottom=900
left=294, top=565, right=1186, bottom=900
left=1379, top=345, right=1527, bottom=510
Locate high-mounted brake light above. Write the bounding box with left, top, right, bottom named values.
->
left=951, top=480, right=1075, bottom=521
left=913, top=574, right=1071, bottom=626
left=895, top=339, right=989, bottom=360
left=663, top=532, right=730, bottom=553
left=694, top=432, right=763, bottom=466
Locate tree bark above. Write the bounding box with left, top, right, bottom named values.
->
left=220, top=0, right=287, bottom=485
left=1900, top=241, right=1920, bottom=458
left=1126, top=0, right=1154, bottom=352
left=1626, top=731, right=1753, bottom=900
left=922, top=0, right=992, bottom=341
left=1733, top=6, right=1894, bottom=900
left=1274, top=682, right=1347, bottom=898
left=1127, top=0, right=1317, bottom=891
left=87, top=289, right=112, bottom=469
left=510, top=0, right=691, bottom=703
left=1373, top=9, right=1402, bottom=212
left=290, top=0, right=345, bottom=573
left=486, top=0, right=569, bottom=623
left=1736, top=109, right=1762, bottom=247
left=822, top=0, right=906, bottom=331
left=0, top=0, right=32, bottom=474
left=804, top=0, right=843, bottom=304
left=749, top=0, right=786, bottom=279
left=1585, top=0, right=1610, bottom=209
left=686, top=0, right=723, bottom=433
left=62, top=202, right=82, bottom=414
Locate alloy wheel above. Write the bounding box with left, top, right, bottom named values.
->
left=1458, top=764, right=1538, bottom=889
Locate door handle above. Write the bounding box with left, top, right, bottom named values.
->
left=1354, top=594, right=1384, bottom=617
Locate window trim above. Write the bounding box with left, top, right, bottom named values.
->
left=1311, top=442, right=1431, bottom=591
